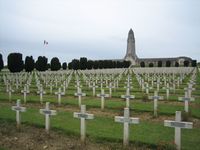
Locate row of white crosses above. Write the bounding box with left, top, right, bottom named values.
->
left=10, top=101, right=194, bottom=148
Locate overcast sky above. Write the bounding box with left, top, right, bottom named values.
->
left=0, top=0, right=200, bottom=64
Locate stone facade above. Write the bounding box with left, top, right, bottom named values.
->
left=124, top=29, right=194, bottom=67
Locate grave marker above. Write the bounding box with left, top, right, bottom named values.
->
left=115, top=108, right=139, bottom=146
left=55, top=88, right=65, bottom=105
left=11, top=99, right=26, bottom=128
left=74, top=87, right=86, bottom=106
left=164, top=111, right=193, bottom=150
left=74, top=105, right=94, bottom=142
left=148, top=91, right=163, bottom=117
left=97, top=89, right=109, bottom=110
left=40, top=102, right=57, bottom=133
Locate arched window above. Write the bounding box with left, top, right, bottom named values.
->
left=184, top=60, right=189, bottom=67
left=149, top=63, right=154, bottom=67
left=158, top=61, right=162, bottom=67
left=175, top=62, right=179, bottom=67
left=140, top=62, right=145, bottom=67
left=166, top=61, right=171, bottom=67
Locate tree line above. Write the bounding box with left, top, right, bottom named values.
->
left=0, top=53, right=131, bottom=72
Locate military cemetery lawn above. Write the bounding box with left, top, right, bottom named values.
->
left=0, top=67, right=200, bottom=150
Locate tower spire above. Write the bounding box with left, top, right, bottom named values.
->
left=124, top=29, right=137, bottom=65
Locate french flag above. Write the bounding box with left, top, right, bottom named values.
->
left=44, top=40, right=48, bottom=45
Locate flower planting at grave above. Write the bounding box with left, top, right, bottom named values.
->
left=0, top=67, right=200, bottom=150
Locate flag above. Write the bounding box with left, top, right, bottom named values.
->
left=44, top=40, right=48, bottom=45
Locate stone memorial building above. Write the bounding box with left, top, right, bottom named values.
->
left=124, top=29, right=194, bottom=67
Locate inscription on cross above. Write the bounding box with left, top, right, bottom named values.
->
left=97, top=89, right=109, bottom=110
left=7, top=85, right=14, bottom=102
left=21, top=86, right=30, bottom=103
left=11, top=99, right=26, bottom=128
left=148, top=91, right=163, bottom=117
left=55, top=88, right=65, bottom=105
left=74, top=87, right=86, bottom=106
left=164, top=111, right=193, bottom=150
left=121, top=88, right=135, bottom=108
left=178, top=91, right=195, bottom=113
left=37, top=86, right=46, bottom=104
left=40, top=102, right=57, bottom=133
left=73, top=105, right=94, bottom=143
left=115, top=108, right=139, bottom=146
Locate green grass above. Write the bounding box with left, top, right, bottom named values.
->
left=0, top=105, right=199, bottom=150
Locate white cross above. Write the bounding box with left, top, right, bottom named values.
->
left=21, top=86, right=30, bottom=103
left=148, top=91, right=163, bottom=117
left=11, top=99, right=26, bottom=128
left=74, top=105, right=94, bottom=143
left=184, top=84, right=195, bottom=98
left=37, top=86, right=46, bottom=104
left=107, top=82, right=115, bottom=97
left=7, top=85, right=14, bottom=102
left=55, top=88, right=65, bottom=105
left=90, top=82, right=98, bottom=96
left=115, top=108, right=139, bottom=146
left=121, top=88, right=135, bottom=108
left=164, top=111, right=193, bottom=150
left=74, top=87, right=86, bottom=106
left=144, top=83, right=152, bottom=94
left=40, top=102, right=57, bottom=133
left=162, top=83, right=173, bottom=100
left=178, top=91, right=195, bottom=113
left=97, top=89, right=109, bottom=110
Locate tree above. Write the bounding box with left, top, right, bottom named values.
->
left=62, top=62, right=67, bottom=70
left=87, top=60, right=93, bottom=69
left=50, top=57, right=61, bottom=71
left=35, top=56, right=48, bottom=71
left=158, top=61, right=162, bottom=67
left=71, top=59, right=80, bottom=70
left=68, top=62, right=72, bottom=69
left=93, top=61, right=99, bottom=69
left=24, top=56, right=34, bottom=72
left=0, top=54, right=4, bottom=71
left=7, top=53, right=24, bottom=72
left=80, top=57, right=87, bottom=70
left=123, top=61, right=130, bottom=68
left=191, top=60, right=197, bottom=67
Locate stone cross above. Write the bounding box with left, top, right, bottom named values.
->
left=55, top=88, right=65, bottom=105
left=144, top=83, right=152, bottom=94
left=156, top=78, right=161, bottom=91
left=115, top=108, right=139, bottom=146
left=40, top=102, right=57, bottom=133
left=162, top=83, right=173, bottom=100
left=121, top=89, right=135, bottom=108
left=184, top=84, right=195, bottom=98
left=107, top=82, right=115, bottom=97
left=90, top=82, right=98, bottom=96
left=37, top=86, right=46, bottom=104
left=164, top=111, right=193, bottom=150
left=11, top=99, right=26, bottom=128
left=73, top=105, right=94, bottom=143
left=178, top=91, right=195, bottom=113
left=148, top=91, right=163, bottom=117
left=48, top=82, right=54, bottom=94
left=21, top=86, right=30, bottom=103
left=97, top=89, right=109, bottom=110
left=74, top=87, right=86, bottom=106
left=7, top=85, right=14, bottom=102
